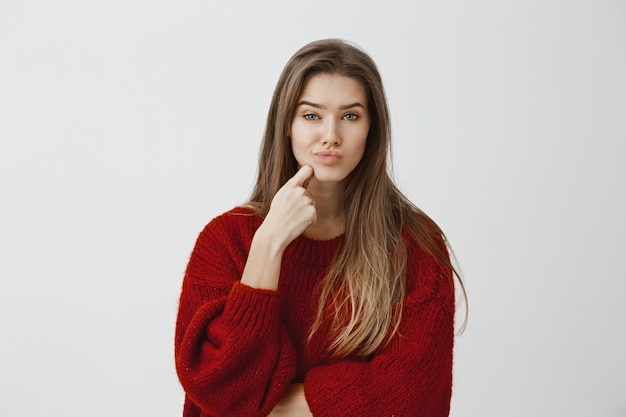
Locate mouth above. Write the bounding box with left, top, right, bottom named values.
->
left=314, top=150, right=343, bottom=165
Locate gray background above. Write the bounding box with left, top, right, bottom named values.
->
left=1, top=0, right=625, bottom=416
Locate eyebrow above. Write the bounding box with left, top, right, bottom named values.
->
left=297, top=100, right=366, bottom=110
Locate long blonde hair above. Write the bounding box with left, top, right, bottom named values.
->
left=247, top=39, right=466, bottom=358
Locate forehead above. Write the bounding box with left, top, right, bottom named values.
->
left=298, top=73, right=367, bottom=102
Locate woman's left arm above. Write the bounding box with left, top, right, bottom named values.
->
left=303, top=250, right=456, bottom=417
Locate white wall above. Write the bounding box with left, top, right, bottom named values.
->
left=1, top=0, right=625, bottom=416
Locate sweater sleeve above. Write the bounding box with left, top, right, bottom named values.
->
left=175, top=214, right=297, bottom=417
left=303, top=243, right=455, bottom=417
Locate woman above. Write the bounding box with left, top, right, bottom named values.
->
left=175, top=38, right=466, bottom=417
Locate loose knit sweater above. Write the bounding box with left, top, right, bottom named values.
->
left=175, top=207, right=455, bottom=417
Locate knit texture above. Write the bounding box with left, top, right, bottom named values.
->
left=175, top=207, right=455, bottom=417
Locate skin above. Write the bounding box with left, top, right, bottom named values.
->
left=240, top=73, right=370, bottom=416
left=290, top=73, right=370, bottom=240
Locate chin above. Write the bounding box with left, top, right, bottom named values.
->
left=311, top=170, right=350, bottom=184
left=308, top=161, right=354, bottom=181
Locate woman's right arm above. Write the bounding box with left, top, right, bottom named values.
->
left=175, top=166, right=316, bottom=417
left=175, top=217, right=297, bottom=417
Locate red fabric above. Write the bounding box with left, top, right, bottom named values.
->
left=175, top=207, right=455, bottom=417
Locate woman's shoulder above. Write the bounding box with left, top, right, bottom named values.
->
left=403, top=229, right=455, bottom=310
left=196, top=206, right=264, bottom=247
left=202, top=206, right=262, bottom=230
left=187, top=206, right=264, bottom=275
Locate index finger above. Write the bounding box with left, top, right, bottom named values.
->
left=290, top=165, right=314, bottom=187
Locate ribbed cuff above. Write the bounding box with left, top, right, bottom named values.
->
left=222, top=281, right=281, bottom=334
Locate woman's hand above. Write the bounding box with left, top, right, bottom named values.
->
left=240, top=165, right=316, bottom=290
left=258, top=165, right=317, bottom=250
left=268, top=383, right=313, bottom=417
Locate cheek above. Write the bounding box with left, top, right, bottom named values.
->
left=355, top=128, right=369, bottom=153
left=290, top=135, right=302, bottom=152
left=290, top=125, right=315, bottom=153
left=289, top=136, right=307, bottom=164
left=350, top=131, right=368, bottom=165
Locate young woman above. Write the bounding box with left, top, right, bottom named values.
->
left=175, top=39, right=466, bottom=417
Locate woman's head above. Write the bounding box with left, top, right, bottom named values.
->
left=290, top=72, right=370, bottom=184
left=251, top=38, right=392, bottom=205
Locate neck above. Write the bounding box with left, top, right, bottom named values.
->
left=304, top=179, right=346, bottom=239
left=306, top=178, right=344, bottom=220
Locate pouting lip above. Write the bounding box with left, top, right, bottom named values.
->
left=314, top=150, right=343, bottom=158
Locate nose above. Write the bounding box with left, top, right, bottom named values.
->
left=321, top=120, right=341, bottom=146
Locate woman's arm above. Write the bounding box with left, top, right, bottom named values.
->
left=175, top=217, right=298, bottom=417
left=176, top=166, right=316, bottom=416
left=304, top=301, right=453, bottom=417
left=303, top=244, right=456, bottom=417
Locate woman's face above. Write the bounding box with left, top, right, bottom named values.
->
left=290, top=73, right=371, bottom=184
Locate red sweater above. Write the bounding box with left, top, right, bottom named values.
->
left=175, top=207, right=455, bottom=417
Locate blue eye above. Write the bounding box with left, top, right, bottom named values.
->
left=343, top=113, right=358, bottom=121
left=304, top=114, right=319, bottom=120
